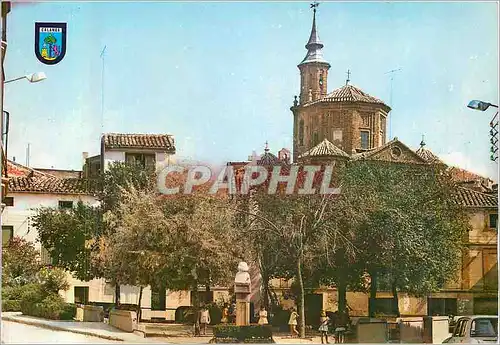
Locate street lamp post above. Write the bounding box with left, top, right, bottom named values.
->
left=467, top=100, right=499, bottom=161
left=4, top=72, right=47, bottom=84
left=467, top=98, right=499, bottom=336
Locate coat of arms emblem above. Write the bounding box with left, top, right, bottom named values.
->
left=34, top=22, right=67, bottom=65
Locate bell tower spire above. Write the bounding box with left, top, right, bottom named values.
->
left=298, top=2, right=330, bottom=104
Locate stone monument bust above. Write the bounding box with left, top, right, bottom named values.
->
left=234, top=261, right=251, bottom=286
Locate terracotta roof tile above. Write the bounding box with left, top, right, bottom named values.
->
left=306, top=84, right=390, bottom=109
left=299, top=138, right=350, bottom=159
left=8, top=176, right=97, bottom=195
left=415, top=146, right=442, bottom=163
left=448, top=166, right=493, bottom=184
left=454, top=186, right=497, bottom=208
left=103, top=133, right=175, bottom=152
left=6, top=160, right=53, bottom=178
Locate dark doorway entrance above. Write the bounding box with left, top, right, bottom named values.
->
left=74, top=286, right=89, bottom=305
left=305, top=293, right=323, bottom=327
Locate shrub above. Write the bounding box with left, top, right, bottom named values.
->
left=2, top=285, right=24, bottom=301
left=37, top=267, right=69, bottom=294
left=2, top=299, right=21, bottom=311
left=213, top=325, right=273, bottom=343
left=20, top=283, right=44, bottom=315
left=37, top=294, right=67, bottom=319
left=60, top=303, right=77, bottom=320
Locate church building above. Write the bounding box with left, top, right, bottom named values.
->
left=290, top=4, right=391, bottom=163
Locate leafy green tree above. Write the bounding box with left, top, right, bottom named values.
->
left=2, top=237, right=40, bottom=287
left=240, top=164, right=354, bottom=338
left=32, top=201, right=103, bottom=281
left=32, top=161, right=155, bottom=305
left=339, top=161, right=470, bottom=316
left=37, top=267, right=70, bottom=294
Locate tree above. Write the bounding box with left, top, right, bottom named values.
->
left=32, top=201, right=104, bottom=282
left=98, top=184, right=171, bottom=318
left=2, top=237, right=40, bottom=287
left=32, top=161, right=156, bottom=306
left=339, top=161, right=470, bottom=316
left=239, top=164, right=354, bottom=338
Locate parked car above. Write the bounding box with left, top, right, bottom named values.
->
left=443, top=315, right=498, bottom=344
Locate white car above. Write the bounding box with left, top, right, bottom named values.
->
left=443, top=315, right=498, bottom=344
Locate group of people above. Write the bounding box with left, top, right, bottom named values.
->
left=288, top=308, right=350, bottom=343
left=198, top=303, right=349, bottom=343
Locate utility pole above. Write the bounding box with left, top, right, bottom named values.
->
left=1, top=1, right=12, bottom=214
left=384, top=68, right=402, bottom=140
left=100, top=45, right=106, bottom=135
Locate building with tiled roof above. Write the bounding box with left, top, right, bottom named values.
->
left=290, top=6, right=390, bottom=162
left=84, top=133, right=177, bottom=179
left=102, top=133, right=175, bottom=152
left=8, top=175, right=97, bottom=195
left=455, top=186, right=498, bottom=208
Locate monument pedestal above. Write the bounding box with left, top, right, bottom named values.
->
left=235, top=283, right=251, bottom=326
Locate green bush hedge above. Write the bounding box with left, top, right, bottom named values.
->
left=213, top=325, right=273, bottom=343
left=18, top=284, right=76, bottom=320
left=2, top=299, right=21, bottom=311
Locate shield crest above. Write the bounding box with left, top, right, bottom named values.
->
left=34, top=22, right=67, bottom=65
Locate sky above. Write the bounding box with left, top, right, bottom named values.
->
left=3, top=1, right=499, bottom=180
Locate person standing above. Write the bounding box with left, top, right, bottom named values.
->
left=258, top=306, right=268, bottom=325
left=319, top=310, right=330, bottom=344
left=288, top=308, right=299, bottom=338
left=221, top=304, right=229, bottom=324
left=199, top=306, right=211, bottom=336
left=334, top=308, right=348, bottom=343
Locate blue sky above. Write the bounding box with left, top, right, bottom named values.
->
left=4, top=1, right=499, bottom=179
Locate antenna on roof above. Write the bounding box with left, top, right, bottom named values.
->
left=25, top=143, right=30, bottom=167
left=100, top=45, right=107, bottom=136
left=384, top=68, right=402, bottom=140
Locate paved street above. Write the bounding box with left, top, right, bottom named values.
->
left=1, top=321, right=120, bottom=344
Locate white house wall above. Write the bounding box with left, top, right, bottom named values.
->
left=2, top=193, right=99, bottom=251
left=103, top=149, right=174, bottom=172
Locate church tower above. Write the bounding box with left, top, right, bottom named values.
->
left=290, top=3, right=391, bottom=163
left=298, top=3, right=330, bottom=104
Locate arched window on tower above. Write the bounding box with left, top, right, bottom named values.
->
left=299, top=119, right=304, bottom=146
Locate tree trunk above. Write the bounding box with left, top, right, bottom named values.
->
left=368, top=271, right=377, bottom=318
left=262, top=273, right=270, bottom=311
left=337, top=280, right=347, bottom=314
left=297, top=256, right=306, bottom=338
left=391, top=281, right=400, bottom=317
left=137, top=286, right=143, bottom=321
left=192, top=281, right=200, bottom=336
left=115, top=282, right=121, bottom=307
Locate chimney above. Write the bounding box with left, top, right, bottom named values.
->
left=12, top=156, right=15, bottom=162
left=82, top=152, right=89, bottom=165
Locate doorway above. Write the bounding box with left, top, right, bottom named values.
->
left=74, top=286, right=89, bottom=305
left=305, top=293, right=323, bottom=327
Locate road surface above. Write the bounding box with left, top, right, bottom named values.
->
left=1, top=320, right=120, bottom=344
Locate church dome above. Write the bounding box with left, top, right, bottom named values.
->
left=258, top=151, right=280, bottom=166
left=305, top=84, right=390, bottom=110
left=415, top=138, right=442, bottom=163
